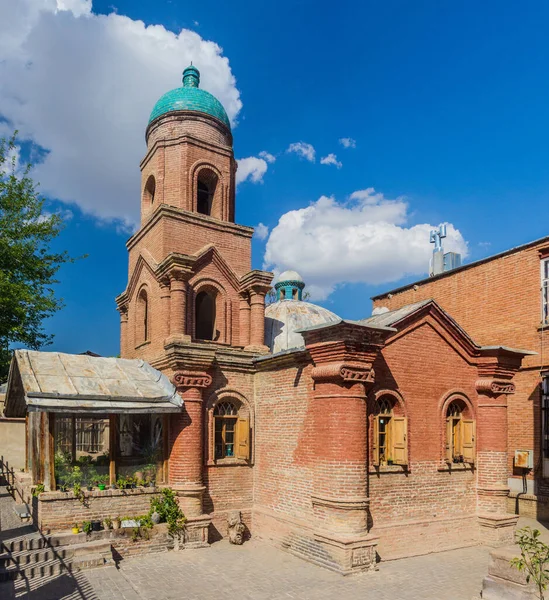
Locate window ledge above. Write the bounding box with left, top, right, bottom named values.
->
left=135, top=340, right=151, bottom=350
left=437, top=463, right=474, bottom=472
left=369, top=465, right=408, bottom=474
left=207, top=458, right=250, bottom=467
left=537, top=323, right=549, bottom=332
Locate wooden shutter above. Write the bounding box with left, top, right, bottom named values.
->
left=236, top=417, right=250, bottom=460
left=445, top=418, right=452, bottom=463
left=372, top=417, right=380, bottom=466
left=392, top=417, right=408, bottom=465
left=462, top=420, right=475, bottom=464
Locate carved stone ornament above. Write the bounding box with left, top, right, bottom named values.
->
left=227, top=510, right=245, bottom=545
left=312, top=362, right=374, bottom=383
left=173, top=371, right=212, bottom=389
left=475, top=378, right=516, bottom=395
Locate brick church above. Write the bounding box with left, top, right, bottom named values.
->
left=110, top=65, right=535, bottom=573
left=3, top=65, right=538, bottom=576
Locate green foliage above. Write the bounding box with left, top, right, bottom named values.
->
left=0, top=131, right=82, bottom=382
left=511, top=527, right=549, bottom=599
left=82, top=520, right=92, bottom=535
left=149, top=487, right=186, bottom=537
left=32, top=483, right=45, bottom=497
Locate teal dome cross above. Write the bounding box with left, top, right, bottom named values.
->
left=148, top=65, right=231, bottom=130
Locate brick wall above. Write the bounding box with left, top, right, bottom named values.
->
left=372, top=238, right=549, bottom=500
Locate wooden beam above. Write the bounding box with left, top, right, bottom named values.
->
left=48, top=413, right=56, bottom=491
left=109, top=414, right=117, bottom=486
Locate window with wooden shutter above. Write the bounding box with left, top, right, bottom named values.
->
left=445, top=418, right=453, bottom=463
left=392, top=417, right=408, bottom=465
left=372, top=417, right=380, bottom=466
left=236, top=417, right=250, bottom=460
left=462, top=419, right=475, bottom=464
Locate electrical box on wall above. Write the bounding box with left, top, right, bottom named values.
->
left=514, top=449, right=534, bottom=469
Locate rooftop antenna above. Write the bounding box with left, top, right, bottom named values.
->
left=429, top=224, right=462, bottom=276
left=429, top=224, right=447, bottom=276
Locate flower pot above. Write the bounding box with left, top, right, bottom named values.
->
left=71, top=527, right=79, bottom=534
left=151, top=511, right=161, bottom=524
left=112, top=520, right=121, bottom=530
left=87, top=486, right=93, bottom=491
left=91, top=520, right=101, bottom=532
left=98, top=484, right=106, bottom=491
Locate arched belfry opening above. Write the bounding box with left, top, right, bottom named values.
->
left=144, top=175, right=156, bottom=206
left=196, top=168, right=218, bottom=216
left=136, top=288, right=149, bottom=344
left=195, top=290, right=216, bottom=341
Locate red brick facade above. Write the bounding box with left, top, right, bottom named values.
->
left=115, top=89, right=532, bottom=573
left=372, top=237, right=549, bottom=517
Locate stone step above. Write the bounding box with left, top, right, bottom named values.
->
left=0, top=556, right=68, bottom=582
left=13, top=503, right=31, bottom=520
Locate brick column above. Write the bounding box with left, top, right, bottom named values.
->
left=303, top=323, right=391, bottom=575
left=118, top=307, right=128, bottom=358
left=239, top=293, right=251, bottom=347
left=166, top=269, right=191, bottom=345
left=170, top=370, right=212, bottom=548
left=473, top=347, right=530, bottom=547
left=159, top=278, right=171, bottom=344
left=476, top=378, right=519, bottom=545
left=245, top=288, right=269, bottom=353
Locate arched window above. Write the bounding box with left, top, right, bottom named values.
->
left=195, top=290, right=216, bottom=341
left=372, top=395, right=407, bottom=466
left=445, top=399, right=475, bottom=464
left=196, top=169, right=218, bottom=216
left=212, top=399, right=250, bottom=461
left=144, top=175, right=156, bottom=205
left=136, top=288, right=149, bottom=344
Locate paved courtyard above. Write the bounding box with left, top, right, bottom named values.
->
left=1, top=539, right=490, bottom=600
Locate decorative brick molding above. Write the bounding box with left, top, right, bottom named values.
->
left=172, top=371, right=212, bottom=390
left=311, top=362, right=375, bottom=383
left=475, top=379, right=516, bottom=395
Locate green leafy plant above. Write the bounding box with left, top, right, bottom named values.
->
left=103, top=517, right=112, bottom=529
left=149, top=487, right=186, bottom=537
left=72, top=481, right=86, bottom=505
left=116, top=476, right=127, bottom=490
left=82, top=520, right=92, bottom=535
left=32, top=483, right=45, bottom=497
left=511, top=527, right=549, bottom=599
left=0, top=131, right=82, bottom=382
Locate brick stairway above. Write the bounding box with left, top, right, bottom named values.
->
left=0, top=484, right=113, bottom=583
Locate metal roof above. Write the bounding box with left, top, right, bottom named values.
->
left=5, top=350, right=183, bottom=415
left=359, top=299, right=434, bottom=328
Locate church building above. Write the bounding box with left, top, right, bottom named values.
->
left=3, top=66, right=536, bottom=575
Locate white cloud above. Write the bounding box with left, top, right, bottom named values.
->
left=320, top=153, right=342, bottom=169
left=236, top=157, right=268, bottom=185
left=287, top=142, right=315, bottom=162
left=254, top=222, right=269, bottom=241
left=263, top=188, right=468, bottom=300
left=259, top=151, right=276, bottom=164
left=0, top=0, right=242, bottom=227
left=339, top=137, right=356, bottom=149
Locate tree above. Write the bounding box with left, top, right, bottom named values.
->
left=511, top=527, right=549, bottom=600
left=0, top=132, right=77, bottom=381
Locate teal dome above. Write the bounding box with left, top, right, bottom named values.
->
left=148, top=65, right=230, bottom=130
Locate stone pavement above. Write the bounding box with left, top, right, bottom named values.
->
left=0, top=539, right=491, bottom=600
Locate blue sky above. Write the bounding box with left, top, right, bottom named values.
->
left=2, top=0, right=549, bottom=356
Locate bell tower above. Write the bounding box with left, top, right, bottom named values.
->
left=116, top=65, right=272, bottom=363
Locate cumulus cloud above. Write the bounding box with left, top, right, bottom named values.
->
left=339, top=137, right=356, bottom=149
left=259, top=151, right=276, bottom=164
left=320, top=153, right=342, bottom=169
left=254, top=222, right=269, bottom=241
left=0, top=0, right=242, bottom=227
left=263, top=188, right=468, bottom=300
left=236, top=157, right=268, bottom=185
left=287, top=142, right=316, bottom=162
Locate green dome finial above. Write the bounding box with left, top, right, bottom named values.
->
left=148, top=64, right=231, bottom=130
left=182, top=64, right=200, bottom=88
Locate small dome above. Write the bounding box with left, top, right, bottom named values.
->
left=277, top=270, right=304, bottom=284
left=265, top=300, right=340, bottom=354
left=149, top=65, right=230, bottom=130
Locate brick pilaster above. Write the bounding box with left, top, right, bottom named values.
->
left=239, top=292, right=250, bottom=347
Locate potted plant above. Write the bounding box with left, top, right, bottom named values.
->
left=387, top=456, right=394, bottom=466
left=91, top=520, right=102, bottom=532
left=116, top=476, right=127, bottom=490
left=96, top=474, right=109, bottom=491
left=103, top=517, right=113, bottom=530
left=71, top=523, right=79, bottom=534
left=82, top=520, right=92, bottom=535
left=112, top=517, right=121, bottom=530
